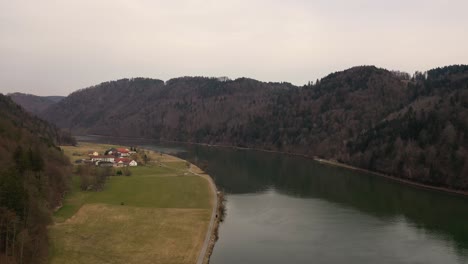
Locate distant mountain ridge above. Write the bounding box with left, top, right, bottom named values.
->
left=8, top=93, right=65, bottom=115
left=15, top=65, right=468, bottom=190
left=45, top=95, right=65, bottom=103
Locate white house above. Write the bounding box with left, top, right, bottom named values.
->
left=114, top=158, right=137, bottom=167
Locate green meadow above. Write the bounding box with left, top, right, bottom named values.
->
left=49, top=143, right=214, bottom=264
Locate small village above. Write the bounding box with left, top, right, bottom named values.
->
left=75, top=147, right=139, bottom=167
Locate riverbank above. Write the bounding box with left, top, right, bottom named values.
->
left=187, top=164, right=224, bottom=264
left=50, top=142, right=218, bottom=264
left=314, top=158, right=468, bottom=197
left=160, top=139, right=468, bottom=197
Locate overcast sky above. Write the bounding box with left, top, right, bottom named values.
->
left=1, top=0, right=467, bottom=96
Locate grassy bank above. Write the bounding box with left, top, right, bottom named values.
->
left=49, top=142, right=215, bottom=264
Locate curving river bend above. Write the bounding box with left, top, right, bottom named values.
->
left=79, top=136, right=468, bottom=264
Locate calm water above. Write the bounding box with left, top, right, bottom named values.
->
left=78, top=136, right=468, bottom=264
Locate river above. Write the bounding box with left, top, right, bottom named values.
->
left=78, top=136, right=468, bottom=264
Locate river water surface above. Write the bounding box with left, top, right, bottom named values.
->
left=79, top=136, right=468, bottom=264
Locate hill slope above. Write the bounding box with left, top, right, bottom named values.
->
left=0, top=94, right=72, bottom=263
left=348, top=66, right=468, bottom=189
left=8, top=93, right=64, bottom=115
left=41, top=65, right=468, bottom=191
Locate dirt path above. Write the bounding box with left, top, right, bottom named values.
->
left=189, top=166, right=218, bottom=264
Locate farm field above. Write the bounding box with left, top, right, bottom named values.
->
left=49, top=142, right=214, bottom=264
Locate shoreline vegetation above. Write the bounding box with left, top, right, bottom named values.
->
left=50, top=141, right=220, bottom=264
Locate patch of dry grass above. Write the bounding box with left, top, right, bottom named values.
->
left=50, top=204, right=210, bottom=264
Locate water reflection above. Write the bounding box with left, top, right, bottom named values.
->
left=177, top=145, right=468, bottom=257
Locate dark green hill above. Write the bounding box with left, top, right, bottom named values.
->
left=0, top=94, right=72, bottom=263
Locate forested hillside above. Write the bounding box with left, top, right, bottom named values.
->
left=0, top=94, right=72, bottom=263
left=38, top=65, right=468, bottom=191
left=347, top=66, right=468, bottom=189
left=8, top=93, right=64, bottom=115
